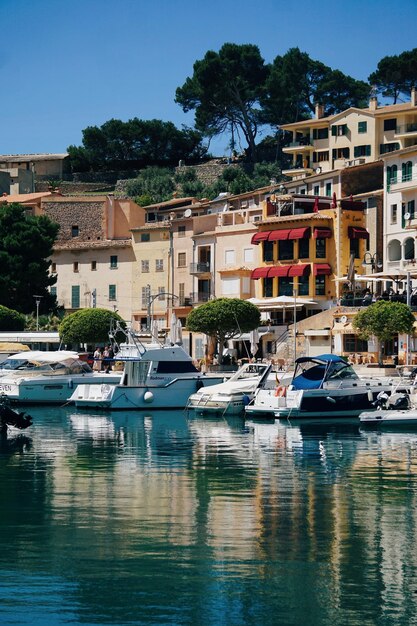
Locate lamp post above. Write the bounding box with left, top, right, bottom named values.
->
left=33, top=295, right=43, bottom=331
left=362, top=252, right=382, bottom=274
left=146, top=289, right=178, bottom=331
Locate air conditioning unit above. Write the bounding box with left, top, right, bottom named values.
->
left=252, top=215, right=262, bottom=222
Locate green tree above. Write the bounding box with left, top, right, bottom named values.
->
left=125, top=166, right=176, bottom=204
left=353, top=300, right=415, bottom=365
left=186, top=298, right=260, bottom=363
left=176, top=43, right=269, bottom=162
left=68, top=118, right=206, bottom=172
left=0, top=305, right=25, bottom=331
left=262, top=47, right=369, bottom=125
left=59, top=308, right=126, bottom=345
left=369, top=48, right=417, bottom=103
left=0, top=203, right=58, bottom=314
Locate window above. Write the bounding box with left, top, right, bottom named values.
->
left=402, top=161, right=413, bottom=182
left=73, top=262, right=79, bottom=273
left=313, top=127, right=328, bottom=140
left=109, top=284, right=116, bottom=301
left=278, top=277, right=293, bottom=296
left=178, top=225, right=186, bottom=238
left=263, top=277, right=273, bottom=298
left=344, top=334, right=368, bottom=353
left=225, top=249, right=235, bottom=265
left=158, top=287, right=165, bottom=301
left=354, top=145, right=371, bottom=157
left=315, top=238, right=326, bottom=259
left=155, top=259, right=164, bottom=272
left=141, top=233, right=150, bottom=242
left=298, top=275, right=309, bottom=296
left=350, top=238, right=360, bottom=259
left=141, top=286, right=149, bottom=308
left=331, top=124, right=348, bottom=136
left=332, top=147, right=350, bottom=159
left=299, top=238, right=309, bottom=259
left=71, top=225, right=79, bottom=237
left=278, top=240, right=294, bottom=261
left=380, top=142, right=400, bottom=154
left=51, top=262, right=56, bottom=273
left=387, top=165, right=398, bottom=185
left=71, top=285, right=80, bottom=308
left=313, top=185, right=320, bottom=196
left=50, top=286, right=57, bottom=297
left=313, top=151, right=329, bottom=163
left=110, top=255, right=118, bottom=269
left=384, top=118, right=397, bottom=131
left=179, top=283, right=185, bottom=304
left=91, top=261, right=97, bottom=271
left=315, top=275, right=325, bottom=296
left=408, top=199, right=415, bottom=219
left=325, top=182, right=332, bottom=197
left=391, top=204, right=398, bottom=224
left=178, top=252, right=186, bottom=267
left=141, top=260, right=149, bottom=273
left=263, top=241, right=274, bottom=263
left=243, top=248, right=253, bottom=263
left=358, top=121, right=367, bottom=133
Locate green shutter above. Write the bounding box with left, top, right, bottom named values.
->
left=313, top=129, right=317, bottom=140
left=332, top=149, right=336, bottom=159
left=365, top=145, right=371, bottom=156
left=343, top=124, right=348, bottom=135
left=71, top=286, right=80, bottom=309
left=354, top=146, right=359, bottom=158
left=331, top=126, right=337, bottom=136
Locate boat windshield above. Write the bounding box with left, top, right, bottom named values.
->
left=0, top=358, right=33, bottom=371
left=326, top=362, right=358, bottom=381
left=291, top=359, right=358, bottom=390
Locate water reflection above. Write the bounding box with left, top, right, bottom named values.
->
left=1, top=407, right=417, bottom=624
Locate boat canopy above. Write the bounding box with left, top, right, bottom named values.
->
left=291, top=354, right=357, bottom=390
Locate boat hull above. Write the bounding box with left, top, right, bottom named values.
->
left=360, top=410, right=417, bottom=426
left=70, top=376, right=223, bottom=410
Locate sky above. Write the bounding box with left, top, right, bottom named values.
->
left=1, top=0, right=417, bottom=159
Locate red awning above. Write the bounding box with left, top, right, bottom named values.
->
left=288, top=227, right=311, bottom=240
left=251, top=267, right=270, bottom=279
left=288, top=264, right=311, bottom=277
left=251, top=231, right=271, bottom=245
left=313, top=227, right=332, bottom=239
left=268, top=266, right=290, bottom=277
left=313, top=263, right=332, bottom=276
left=348, top=226, right=369, bottom=239
left=268, top=229, right=291, bottom=241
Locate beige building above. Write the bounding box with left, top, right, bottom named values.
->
left=0, top=153, right=70, bottom=181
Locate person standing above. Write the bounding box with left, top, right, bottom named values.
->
left=92, top=347, right=102, bottom=371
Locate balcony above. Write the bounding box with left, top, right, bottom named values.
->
left=190, top=292, right=211, bottom=304
left=395, top=122, right=417, bottom=138
left=387, top=171, right=417, bottom=192
left=282, top=138, right=314, bottom=153
left=281, top=165, right=314, bottom=178
left=178, top=296, right=193, bottom=307
left=189, top=262, right=211, bottom=275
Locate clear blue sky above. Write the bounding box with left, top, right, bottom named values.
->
left=1, top=0, right=417, bottom=158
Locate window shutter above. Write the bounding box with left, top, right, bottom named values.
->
left=313, top=129, right=317, bottom=140
left=331, top=126, right=337, bottom=136
left=332, top=149, right=336, bottom=159
left=365, top=145, right=371, bottom=156
left=343, top=124, right=348, bottom=135
left=354, top=146, right=359, bottom=158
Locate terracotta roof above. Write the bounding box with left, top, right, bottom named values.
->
left=380, top=144, right=417, bottom=159
left=373, top=102, right=417, bottom=116
left=0, top=192, right=53, bottom=203
left=0, top=153, right=68, bottom=162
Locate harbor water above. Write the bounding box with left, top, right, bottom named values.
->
left=1, top=407, right=417, bottom=625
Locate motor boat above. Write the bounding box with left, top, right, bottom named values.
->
left=0, top=350, right=122, bottom=404
left=69, top=326, right=224, bottom=410
left=245, top=354, right=410, bottom=420
left=359, top=389, right=417, bottom=427
left=186, top=362, right=273, bottom=415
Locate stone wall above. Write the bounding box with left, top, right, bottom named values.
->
left=36, top=181, right=114, bottom=195
left=175, top=161, right=242, bottom=187
left=42, top=200, right=106, bottom=243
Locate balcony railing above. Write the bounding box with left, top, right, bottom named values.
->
left=387, top=170, right=417, bottom=190
left=395, top=122, right=417, bottom=134
left=288, top=138, right=312, bottom=147
left=178, top=296, right=193, bottom=307
left=189, top=262, right=211, bottom=274
left=190, top=292, right=211, bottom=304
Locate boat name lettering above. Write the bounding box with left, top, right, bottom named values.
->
left=0, top=384, right=12, bottom=392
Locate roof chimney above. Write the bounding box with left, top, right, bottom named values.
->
left=315, top=103, right=324, bottom=119
left=369, top=96, right=378, bottom=111
left=411, top=86, right=417, bottom=107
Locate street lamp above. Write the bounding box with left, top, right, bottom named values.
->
left=33, top=295, right=43, bottom=331
left=146, top=289, right=179, bottom=331
left=362, top=252, right=383, bottom=273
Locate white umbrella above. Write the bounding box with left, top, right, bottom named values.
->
left=250, top=328, right=259, bottom=357
left=176, top=319, right=183, bottom=345
left=170, top=312, right=177, bottom=344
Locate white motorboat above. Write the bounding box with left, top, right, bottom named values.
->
left=359, top=389, right=417, bottom=427
left=0, top=350, right=122, bottom=404
left=69, top=327, right=224, bottom=410
left=186, top=362, right=273, bottom=415
left=245, top=354, right=410, bottom=420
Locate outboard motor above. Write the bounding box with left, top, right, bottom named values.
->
left=373, top=391, right=389, bottom=409
left=386, top=392, right=410, bottom=411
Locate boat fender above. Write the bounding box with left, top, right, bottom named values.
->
left=274, top=386, right=286, bottom=398
left=68, top=379, right=73, bottom=389
left=143, top=390, right=154, bottom=403
left=196, top=379, right=204, bottom=391
left=242, top=394, right=250, bottom=406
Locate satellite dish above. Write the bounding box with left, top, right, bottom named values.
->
left=315, top=166, right=322, bottom=174
left=169, top=212, right=176, bottom=220
left=183, top=208, right=192, bottom=218
left=341, top=315, right=348, bottom=324
left=404, top=212, right=411, bottom=220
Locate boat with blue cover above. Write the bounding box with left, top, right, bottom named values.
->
left=246, top=354, right=409, bottom=419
